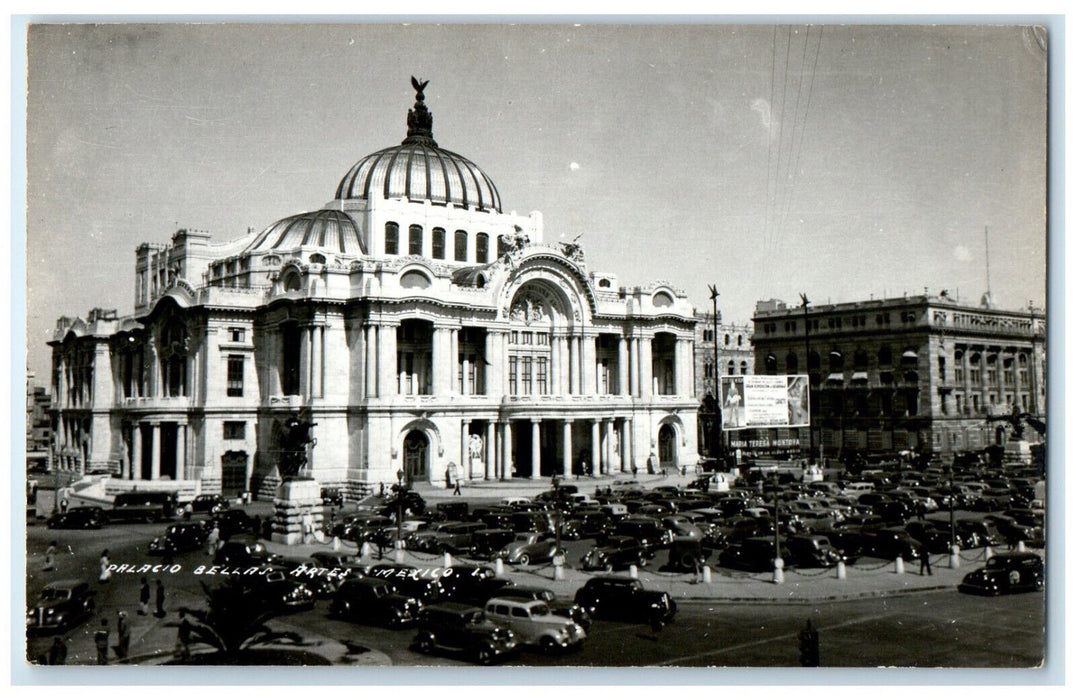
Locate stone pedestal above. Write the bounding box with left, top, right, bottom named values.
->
left=1004, top=439, right=1033, bottom=466
left=271, top=477, right=324, bottom=545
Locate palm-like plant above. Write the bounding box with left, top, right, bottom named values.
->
left=176, top=575, right=301, bottom=663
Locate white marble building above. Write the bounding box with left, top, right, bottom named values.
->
left=48, top=81, right=700, bottom=497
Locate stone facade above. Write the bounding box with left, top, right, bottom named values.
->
left=750, top=294, right=1046, bottom=459
left=47, top=83, right=700, bottom=497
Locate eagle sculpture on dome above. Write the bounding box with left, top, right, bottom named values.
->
left=411, top=76, right=429, bottom=101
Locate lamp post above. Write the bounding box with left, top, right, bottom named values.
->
left=800, top=293, right=813, bottom=463
left=771, top=472, right=784, bottom=584
left=708, top=284, right=722, bottom=463
left=947, top=464, right=959, bottom=568
left=396, top=468, right=405, bottom=546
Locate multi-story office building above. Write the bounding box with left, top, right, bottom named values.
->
left=47, top=81, right=700, bottom=497
left=693, top=312, right=754, bottom=459
left=751, top=293, right=1045, bottom=459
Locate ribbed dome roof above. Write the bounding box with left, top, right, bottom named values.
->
left=334, top=78, right=502, bottom=213
left=244, top=210, right=367, bottom=255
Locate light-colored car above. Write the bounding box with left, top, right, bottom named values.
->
left=495, top=532, right=559, bottom=566
left=484, top=597, right=586, bottom=653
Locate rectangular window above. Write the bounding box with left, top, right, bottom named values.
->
left=467, top=354, right=477, bottom=394
left=226, top=355, right=244, bottom=397
left=508, top=357, right=518, bottom=395
left=536, top=332, right=549, bottom=346
left=409, top=225, right=424, bottom=256
left=432, top=228, right=446, bottom=259
left=536, top=358, right=548, bottom=395
left=511, top=331, right=519, bottom=344
left=1003, top=369, right=1014, bottom=386
left=986, top=369, right=998, bottom=384
left=223, top=421, right=246, bottom=440
left=955, top=367, right=965, bottom=383
left=937, top=357, right=946, bottom=381
left=454, top=230, right=468, bottom=261
left=385, top=222, right=399, bottom=255
left=521, top=331, right=533, bottom=345
left=522, top=357, right=533, bottom=394
left=476, top=233, right=489, bottom=263
left=229, top=327, right=245, bottom=343
left=969, top=367, right=982, bottom=384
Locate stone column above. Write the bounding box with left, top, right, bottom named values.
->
left=605, top=420, right=615, bottom=474
left=501, top=421, right=513, bottom=480
left=451, top=329, right=460, bottom=395
left=461, top=344, right=470, bottom=396
left=485, top=331, right=500, bottom=398
left=379, top=324, right=397, bottom=397
left=550, top=337, right=561, bottom=395
left=299, top=326, right=311, bottom=399
left=622, top=418, right=633, bottom=473
left=581, top=335, right=596, bottom=395
left=570, top=336, right=581, bottom=395
left=485, top=422, right=495, bottom=480
left=432, top=328, right=449, bottom=396
left=177, top=423, right=187, bottom=480
left=502, top=332, right=511, bottom=396
left=311, top=325, right=323, bottom=398
left=130, top=423, right=141, bottom=480
left=365, top=325, right=378, bottom=397
left=150, top=422, right=161, bottom=481
left=630, top=338, right=641, bottom=397
left=269, top=330, right=282, bottom=396
left=590, top=420, right=601, bottom=477
left=640, top=336, right=653, bottom=399
left=562, top=420, right=573, bottom=478
left=559, top=337, right=571, bottom=396
left=461, top=419, right=471, bottom=479
left=618, top=337, right=629, bottom=396
left=531, top=419, right=542, bottom=480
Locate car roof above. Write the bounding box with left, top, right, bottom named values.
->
left=43, top=579, right=86, bottom=589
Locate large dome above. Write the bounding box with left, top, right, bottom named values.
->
left=244, top=210, right=366, bottom=255
left=334, top=78, right=502, bottom=213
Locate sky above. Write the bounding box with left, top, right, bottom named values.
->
left=23, top=22, right=1048, bottom=381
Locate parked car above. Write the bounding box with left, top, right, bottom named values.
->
left=379, top=488, right=426, bottom=517
left=411, top=602, right=518, bottom=664
left=309, top=551, right=360, bottom=570
left=904, top=520, right=952, bottom=554
left=857, top=527, right=920, bottom=561
left=320, top=487, right=344, bottom=507
left=47, top=506, right=108, bottom=530
left=718, top=537, right=789, bottom=572
left=495, top=532, right=560, bottom=566
left=248, top=569, right=317, bottom=613
left=187, top=494, right=229, bottom=514
left=436, top=565, right=498, bottom=599
left=581, top=536, right=652, bottom=571
left=209, top=509, right=255, bottom=541
left=442, top=575, right=515, bottom=607
left=469, top=529, right=518, bottom=559
left=958, top=553, right=1044, bottom=595
left=365, top=565, right=445, bottom=604
left=954, top=518, right=1003, bottom=548
left=26, top=580, right=95, bottom=633
left=213, top=536, right=281, bottom=568
left=329, top=577, right=421, bottom=627
left=484, top=597, right=586, bottom=653
left=573, top=576, right=677, bottom=626
left=785, top=534, right=844, bottom=568
left=606, top=516, right=673, bottom=549
left=149, top=521, right=208, bottom=555
left=494, top=585, right=592, bottom=632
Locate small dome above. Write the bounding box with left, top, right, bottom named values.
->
left=334, top=78, right=502, bottom=213
left=245, top=210, right=366, bottom=255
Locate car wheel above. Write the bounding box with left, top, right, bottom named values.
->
left=474, top=644, right=496, bottom=665
left=415, top=632, right=435, bottom=655
left=518, top=554, right=530, bottom=566
left=540, top=636, right=559, bottom=655
left=1034, top=575, right=1044, bottom=592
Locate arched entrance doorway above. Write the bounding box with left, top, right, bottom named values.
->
left=403, top=431, right=429, bottom=484
left=658, top=424, right=678, bottom=470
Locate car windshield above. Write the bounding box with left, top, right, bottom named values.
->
left=40, top=588, right=71, bottom=601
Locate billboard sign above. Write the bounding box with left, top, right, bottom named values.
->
left=721, top=375, right=810, bottom=430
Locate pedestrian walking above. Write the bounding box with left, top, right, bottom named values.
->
left=60, top=497, right=69, bottom=514
left=175, top=610, right=192, bottom=662
left=162, top=537, right=176, bottom=566
left=47, top=636, right=68, bottom=666
left=115, top=611, right=130, bottom=660
left=94, top=618, right=109, bottom=665
left=453, top=472, right=462, bottom=496
left=43, top=540, right=58, bottom=571
left=631, top=463, right=638, bottom=479
left=138, top=577, right=150, bottom=616
left=155, top=579, right=167, bottom=617
left=205, top=525, right=220, bottom=555
left=918, top=542, right=933, bottom=576
left=98, top=549, right=112, bottom=583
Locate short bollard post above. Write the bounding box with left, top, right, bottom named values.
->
left=773, top=557, right=785, bottom=584
left=554, top=564, right=565, bottom=581
left=495, top=558, right=505, bottom=575
left=894, top=556, right=904, bottom=574
left=628, top=564, right=638, bottom=579
left=394, top=542, right=406, bottom=564
left=836, top=561, right=847, bottom=580
left=332, top=536, right=342, bottom=552
left=702, top=566, right=712, bottom=584
left=443, top=552, right=453, bottom=568
left=1017, top=541, right=1027, bottom=552
left=360, top=542, right=373, bottom=559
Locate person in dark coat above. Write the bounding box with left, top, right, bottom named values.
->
left=48, top=636, right=67, bottom=665
left=154, top=579, right=166, bottom=617
left=94, top=618, right=109, bottom=665
left=138, top=577, right=150, bottom=615
left=115, top=611, right=130, bottom=660
left=918, top=542, right=933, bottom=576
left=175, top=610, right=192, bottom=661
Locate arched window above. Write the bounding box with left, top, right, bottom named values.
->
left=309, top=253, right=326, bottom=265
left=454, top=230, right=468, bottom=261
left=385, top=222, right=399, bottom=255
left=400, top=270, right=432, bottom=289
left=807, top=351, right=821, bottom=371
left=786, top=351, right=799, bottom=373
left=853, top=349, right=869, bottom=370
left=765, top=354, right=778, bottom=374
left=740, top=360, right=748, bottom=375
left=737, top=335, right=743, bottom=346
left=727, top=360, right=735, bottom=376
left=724, top=334, right=730, bottom=345
left=598, top=278, right=611, bottom=288
left=282, top=271, right=302, bottom=291
left=829, top=350, right=844, bottom=371
left=408, top=225, right=423, bottom=256
left=432, top=228, right=446, bottom=259
left=653, top=291, right=674, bottom=308
left=476, top=232, right=489, bottom=263
left=878, top=346, right=893, bottom=366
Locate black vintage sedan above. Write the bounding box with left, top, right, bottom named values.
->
left=149, top=522, right=208, bottom=555
left=958, top=553, right=1044, bottom=596
left=47, top=507, right=108, bottom=530
left=27, top=580, right=96, bottom=633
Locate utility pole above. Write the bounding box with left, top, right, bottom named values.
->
left=708, top=284, right=723, bottom=463
left=800, top=293, right=813, bottom=463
